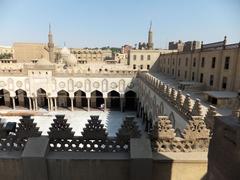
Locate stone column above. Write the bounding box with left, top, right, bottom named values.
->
left=32, top=98, right=36, bottom=111
left=47, top=98, right=50, bottom=111
left=49, top=98, right=52, bottom=111
left=35, top=98, right=38, bottom=111
left=142, top=112, right=146, bottom=124
left=54, top=98, right=57, bottom=111
left=50, top=98, right=53, bottom=111
left=87, top=98, right=90, bottom=112
left=104, top=98, right=107, bottom=112
left=12, top=97, right=16, bottom=110
left=51, top=98, right=54, bottom=111
left=145, top=114, right=149, bottom=132
left=136, top=103, right=140, bottom=117
left=120, top=98, right=124, bottom=112
left=28, top=97, right=32, bottom=110
left=70, top=97, right=74, bottom=111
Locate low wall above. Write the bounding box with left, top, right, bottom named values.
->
left=0, top=137, right=208, bottom=180
left=153, top=152, right=207, bottom=180
left=207, top=116, right=240, bottom=180
left=0, top=152, right=23, bottom=180
left=47, top=152, right=130, bottom=180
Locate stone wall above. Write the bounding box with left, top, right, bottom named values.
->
left=0, top=115, right=209, bottom=180
left=0, top=138, right=208, bottom=180
left=207, top=115, right=240, bottom=180
left=137, top=72, right=217, bottom=132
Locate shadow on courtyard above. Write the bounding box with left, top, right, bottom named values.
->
left=104, top=109, right=144, bottom=137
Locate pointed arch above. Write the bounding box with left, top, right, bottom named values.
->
left=90, top=90, right=104, bottom=109
left=124, top=90, right=137, bottom=111
left=107, top=90, right=120, bottom=110
left=74, top=90, right=87, bottom=110
left=15, top=89, right=29, bottom=109
left=37, top=88, right=48, bottom=109
left=0, top=89, right=12, bottom=108
left=57, top=90, right=71, bottom=109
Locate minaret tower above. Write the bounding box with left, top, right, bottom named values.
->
left=147, top=21, right=154, bottom=50
left=48, top=24, right=54, bottom=62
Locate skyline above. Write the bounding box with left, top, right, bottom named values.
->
left=0, top=0, right=240, bottom=48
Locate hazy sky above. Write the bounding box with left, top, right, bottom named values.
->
left=0, top=0, right=239, bottom=48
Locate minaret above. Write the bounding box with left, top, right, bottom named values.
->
left=48, top=24, right=54, bottom=62
left=147, top=21, right=154, bottom=50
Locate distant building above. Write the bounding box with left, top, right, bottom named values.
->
left=169, top=40, right=201, bottom=52
left=128, top=49, right=175, bottom=71
left=69, top=48, right=112, bottom=64
left=169, top=41, right=184, bottom=51
left=121, top=45, right=132, bottom=54
left=128, top=23, right=176, bottom=71
left=159, top=36, right=240, bottom=92
left=0, top=45, right=14, bottom=55
left=138, top=22, right=154, bottom=50
left=13, top=42, right=49, bottom=63
left=183, top=41, right=201, bottom=52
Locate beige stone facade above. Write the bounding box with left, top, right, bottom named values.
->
left=158, top=39, right=240, bottom=91
left=69, top=48, right=112, bottom=64
left=13, top=43, right=49, bottom=63
left=128, top=49, right=176, bottom=71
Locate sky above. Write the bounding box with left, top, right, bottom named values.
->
left=0, top=0, right=239, bottom=48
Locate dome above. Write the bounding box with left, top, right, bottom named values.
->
left=67, top=54, right=77, bottom=65
left=61, top=46, right=71, bottom=56
left=60, top=46, right=77, bottom=65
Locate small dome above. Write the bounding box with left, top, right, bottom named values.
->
left=67, top=54, right=77, bottom=65
left=61, top=46, right=71, bottom=56
left=60, top=46, right=77, bottom=65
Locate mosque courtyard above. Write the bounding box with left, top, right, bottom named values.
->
left=0, top=109, right=143, bottom=136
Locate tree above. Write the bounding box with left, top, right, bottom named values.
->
left=0, top=53, right=13, bottom=59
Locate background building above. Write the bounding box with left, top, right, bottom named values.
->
left=13, top=43, right=49, bottom=63
left=158, top=37, right=240, bottom=92
left=70, top=48, right=112, bottom=64
left=0, top=45, right=14, bottom=56
left=128, top=49, right=174, bottom=71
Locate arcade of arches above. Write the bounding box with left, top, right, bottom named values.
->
left=0, top=89, right=137, bottom=112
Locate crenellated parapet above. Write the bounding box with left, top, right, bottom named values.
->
left=137, top=73, right=216, bottom=123
left=182, top=94, right=192, bottom=116
left=0, top=115, right=142, bottom=153
left=0, top=115, right=42, bottom=151
left=204, top=105, right=217, bottom=130
left=192, top=98, right=203, bottom=116
left=152, top=115, right=210, bottom=152
left=182, top=116, right=210, bottom=140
